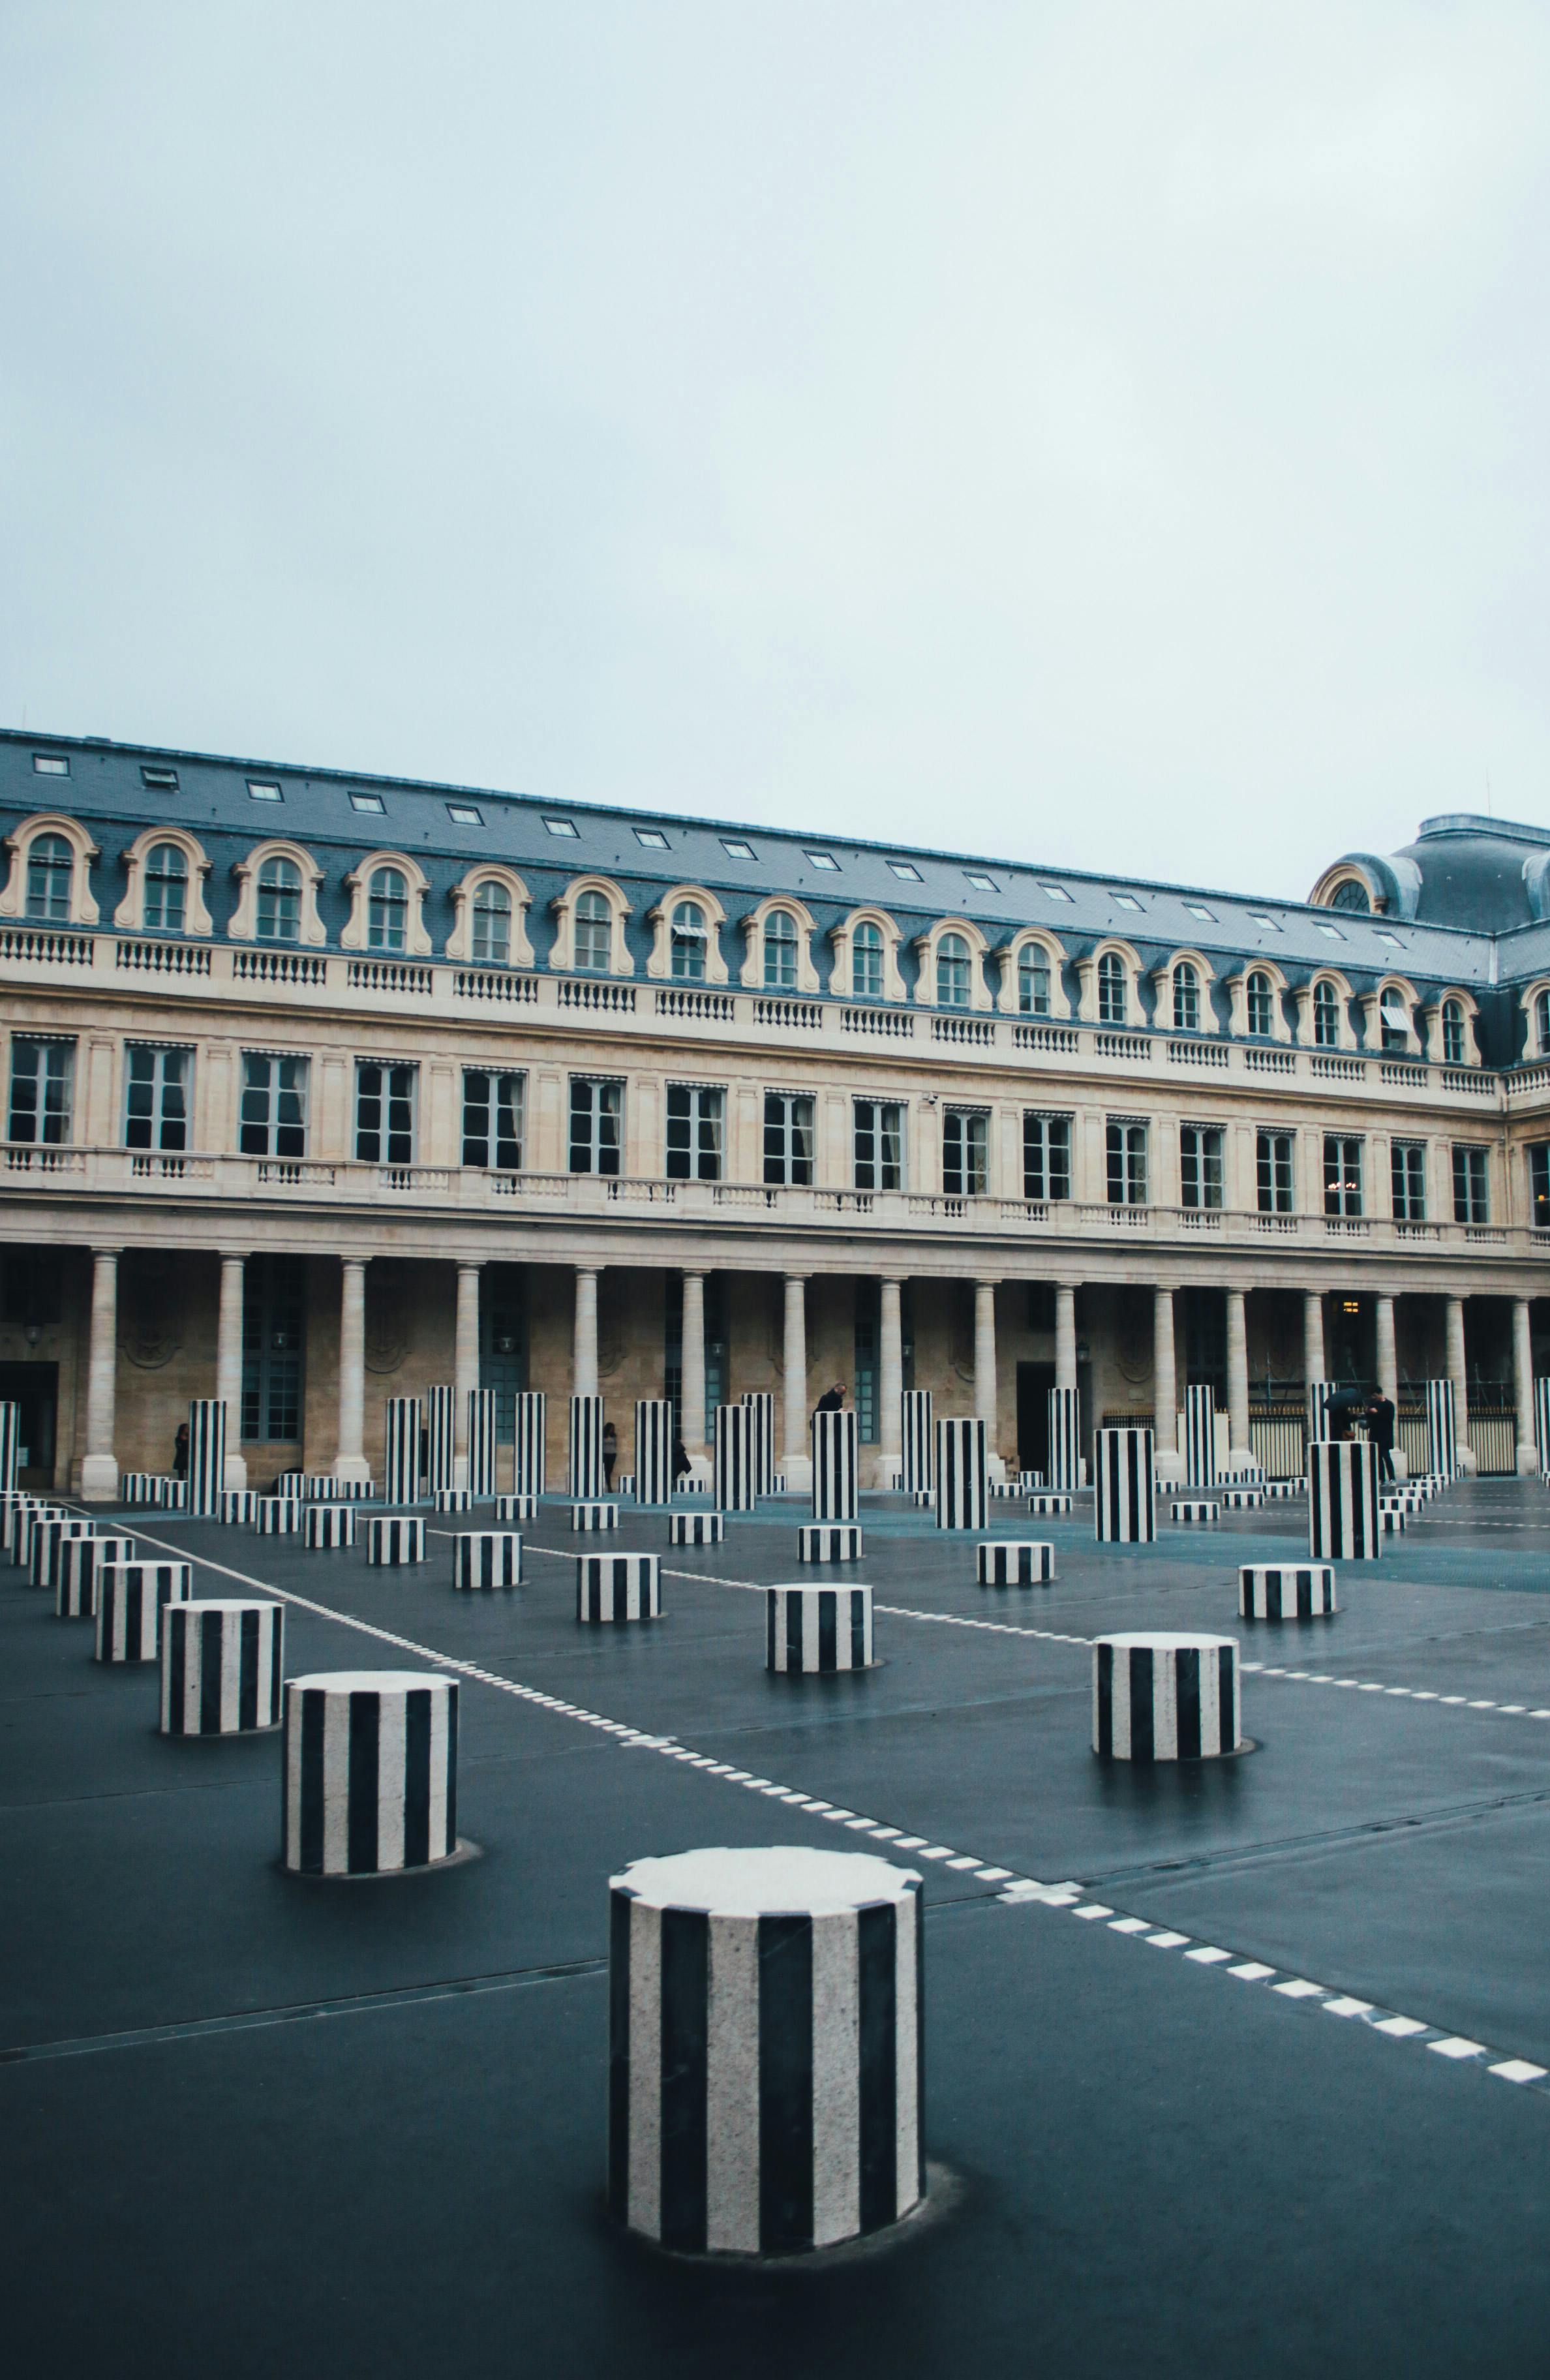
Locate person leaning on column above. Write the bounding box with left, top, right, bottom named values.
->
left=815, top=1382, right=847, bottom=1416
left=1367, top=1390, right=1396, bottom=1483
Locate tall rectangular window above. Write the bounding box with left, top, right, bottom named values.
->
left=1530, top=1143, right=1550, bottom=1230
left=763, top=1092, right=814, bottom=1186
left=666, top=1084, right=723, bottom=1181
left=239, top=1053, right=308, bottom=1158
left=1452, top=1144, right=1489, bottom=1224
left=1179, top=1123, right=1224, bottom=1210
left=1391, top=1140, right=1427, bottom=1222
left=125, top=1045, right=190, bottom=1152
left=241, top=1254, right=305, bottom=1443
left=1106, top=1119, right=1147, bottom=1205
left=355, top=1062, right=416, bottom=1165
left=1256, top=1129, right=1294, bottom=1213
left=942, top=1108, right=989, bottom=1197
left=463, top=1069, right=524, bottom=1170
left=853, top=1099, right=904, bottom=1191
left=1324, top=1134, right=1364, bottom=1217
left=1022, top=1112, right=1071, bottom=1201
left=570, top=1078, right=623, bottom=1175
left=8, top=1038, right=74, bottom=1144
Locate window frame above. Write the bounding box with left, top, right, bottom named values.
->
left=354, top=1060, right=418, bottom=1167
left=461, top=1067, right=526, bottom=1172
left=568, top=1076, right=624, bottom=1176
left=665, top=1082, right=725, bottom=1180
left=1323, top=1133, right=1365, bottom=1217
left=763, top=1091, right=815, bottom=1187
left=7, top=1035, right=74, bottom=1146
left=1390, top=1139, right=1427, bottom=1222
left=1451, top=1144, right=1490, bottom=1225
left=853, top=1097, right=904, bottom=1191
left=1256, top=1128, right=1294, bottom=1214
left=1022, top=1110, right=1072, bottom=1202
left=1179, top=1121, right=1224, bottom=1210
left=239, top=1051, right=309, bottom=1159
left=1105, top=1118, right=1148, bottom=1206
left=942, top=1106, right=990, bottom=1198
left=124, top=1043, right=193, bottom=1154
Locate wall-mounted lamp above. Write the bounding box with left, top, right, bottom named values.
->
left=22, top=1321, right=42, bottom=1350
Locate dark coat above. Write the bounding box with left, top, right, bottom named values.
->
left=1368, top=1396, right=1396, bottom=1449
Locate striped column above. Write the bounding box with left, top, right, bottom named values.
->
left=279, top=1471, right=306, bottom=1499
left=187, top=1399, right=227, bottom=1518
left=384, top=1397, right=422, bottom=1505
left=218, top=1491, right=257, bottom=1524
left=570, top=1394, right=605, bottom=1499
left=426, top=1384, right=455, bottom=1495
left=766, top=1583, right=873, bottom=1671
left=1425, top=1379, right=1457, bottom=1480
left=1027, top=1491, right=1072, bottom=1516
left=433, top=1488, right=473, bottom=1513
left=1536, top=1378, right=1550, bottom=1476
left=13, top=1503, right=67, bottom=1568
left=466, top=1391, right=498, bottom=1498
left=812, top=1410, right=859, bottom=1521
left=57, top=1533, right=135, bottom=1617
left=1, top=1489, right=30, bottom=1551
left=303, top=1504, right=356, bottom=1549
left=513, top=1391, right=547, bottom=1497
left=282, top=1671, right=459, bottom=1876
left=1046, top=1386, right=1080, bottom=1493
left=1095, top=1427, right=1155, bottom=1544
left=608, top=1845, right=923, bottom=2255
left=935, top=1418, right=988, bottom=1531
left=669, top=1512, right=725, bottom=1546
left=1093, top=1632, right=1241, bottom=1760
left=453, top=1532, right=523, bottom=1589
left=1307, top=1380, right=1336, bottom=1441
left=1183, top=1385, right=1217, bottom=1488
left=1241, top=1565, right=1337, bottom=1620
left=30, top=1516, right=94, bottom=1589
left=635, top=1399, right=675, bottom=1506
left=95, top=1562, right=190, bottom=1662
left=741, top=1392, right=776, bottom=1497
left=900, top=1390, right=934, bottom=1494
left=797, top=1523, right=863, bottom=1561
left=366, top=1515, right=426, bottom=1564
left=1308, top=1439, right=1381, bottom=1561
left=571, top=1501, right=620, bottom=1531
left=715, top=1403, right=757, bottom=1512
left=496, top=1493, right=539, bottom=1523
left=254, top=1497, right=299, bottom=1534
left=0, top=1401, right=18, bottom=1492
left=577, top=1552, right=661, bottom=1622
left=1169, top=1501, right=1220, bottom=1527
left=976, top=1542, right=1054, bottom=1586
left=161, top=1600, right=284, bottom=1735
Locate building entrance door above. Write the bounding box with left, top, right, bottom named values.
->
left=1017, top=1360, right=1056, bottom=1477
left=0, top=1363, right=58, bottom=1490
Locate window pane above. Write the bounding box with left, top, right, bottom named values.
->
left=8, top=1039, right=74, bottom=1144
left=853, top=923, right=883, bottom=999
left=472, top=881, right=511, bottom=965
left=256, top=857, right=301, bottom=943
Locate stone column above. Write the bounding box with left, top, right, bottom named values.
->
left=1226, top=1287, right=1251, bottom=1470
left=782, top=1274, right=812, bottom=1493
left=680, top=1270, right=707, bottom=1459
left=1513, top=1296, right=1536, bottom=1475
left=453, top=1261, right=482, bottom=1488
left=80, top=1247, right=120, bottom=1503
left=1375, top=1292, right=1398, bottom=1407
left=1303, top=1290, right=1326, bottom=1386
left=574, top=1266, right=600, bottom=1399
left=216, top=1255, right=248, bottom=1488
left=1446, top=1294, right=1474, bottom=1471
left=879, top=1277, right=904, bottom=1487
left=1153, top=1288, right=1180, bottom=1480
left=337, top=1257, right=370, bottom=1484
left=1056, top=1284, right=1078, bottom=1395
left=973, top=1279, right=1005, bottom=1480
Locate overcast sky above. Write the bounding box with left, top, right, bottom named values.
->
left=4, top=3, right=1549, bottom=900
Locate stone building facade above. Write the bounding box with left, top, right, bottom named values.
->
left=3, top=727, right=1549, bottom=1496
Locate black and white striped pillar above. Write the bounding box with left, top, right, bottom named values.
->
left=161, top=1599, right=284, bottom=1735
left=496, top=1493, right=538, bottom=1523
left=453, top=1531, right=523, bottom=1589
left=812, top=1409, right=859, bottom=1521
left=1095, top=1427, right=1156, bottom=1544
left=1027, top=1491, right=1073, bottom=1516
left=0, top=1489, right=30, bottom=1551
left=118, top=1474, right=162, bottom=1506
left=95, top=1562, right=191, bottom=1662
left=570, top=1394, right=604, bottom=1499
left=30, top=1516, right=94, bottom=1589
left=282, top=1671, right=459, bottom=1876
left=669, top=1511, right=725, bottom=1546
left=384, top=1397, right=422, bottom=1505
left=466, top=1390, right=498, bottom=1498
left=0, top=1400, right=19, bottom=1493
left=900, top=1389, right=934, bottom=1493
left=1240, top=1565, right=1337, bottom=1620
left=56, top=1533, right=136, bottom=1617
left=219, top=1489, right=257, bottom=1524
left=426, top=1384, right=455, bottom=1496
left=1093, top=1632, right=1241, bottom=1760
left=635, top=1399, right=675, bottom=1506
left=608, top=1844, right=923, bottom=2254
left=303, top=1504, right=356, bottom=1550
left=1183, top=1385, right=1217, bottom=1488
left=1047, top=1386, right=1081, bottom=1493
left=1535, top=1377, right=1550, bottom=1476
left=1425, top=1380, right=1457, bottom=1480
left=186, top=1398, right=226, bottom=1517
left=366, top=1515, right=426, bottom=1565
left=12, top=1503, right=66, bottom=1568
left=741, top=1390, right=776, bottom=1497
left=1263, top=1478, right=1303, bottom=1500
left=513, top=1391, right=548, bottom=1497
left=935, top=1417, right=988, bottom=1531
left=1220, top=1488, right=1264, bottom=1510
left=976, top=1541, right=1055, bottom=1586
left=433, top=1488, right=474, bottom=1513
left=797, top=1524, right=863, bottom=1562
left=254, top=1497, right=299, bottom=1534
left=1307, top=1380, right=1336, bottom=1441
left=279, top=1471, right=305, bottom=1500
left=1307, top=1439, right=1381, bottom=1561
left=571, top=1501, right=620, bottom=1531
left=767, top=1583, right=874, bottom=1670
left=577, top=1552, right=661, bottom=1622
left=1169, top=1501, right=1220, bottom=1527
left=715, top=1403, right=757, bottom=1512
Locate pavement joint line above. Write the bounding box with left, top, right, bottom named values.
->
left=121, top=1525, right=1550, bottom=2110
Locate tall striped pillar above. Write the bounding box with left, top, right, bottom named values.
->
left=282, top=1671, right=459, bottom=1876
left=1095, top=1427, right=1156, bottom=1543
left=1183, top=1385, right=1217, bottom=1488
left=1046, top=1386, right=1080, bottom=1492
left=1309, top=1439, right=1382, bottom=1560
left=812, top=1409, right=859, bottom=1521
left=608, top=1846, right=924, bottom=2255
left=635, top=1399, right=675, bottom=1505
left=715, top=1403, right=757, bottom=1512
left=384, top=1397, right=421, bottom=1505
left=0, top=1402, right=18, bottom=1493
left=570, top=1394, right=605, bottom=1499
left=512, top=1391, right=547, bottom=1497
left=186, top=1399, right=227, bottom=1518
left=1536, top=1377, right=1550, bottom=1476
left=1425, top=1379, right=1457, bottom=1480
left=741, top=1392, right=776, bottom=1497
left=425, top=1384, right=455, bottom=1495
left=466, top=1390, right=497, bottom=1498
left=935, top=1417, right=988, bottom=1531
left=900, top=1390, right=933, bottom=1493
left=1307, top=1380, right=1336, bottom=1442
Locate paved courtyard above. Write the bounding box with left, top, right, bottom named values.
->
left=8, top=1478, right=1550, bottom=2376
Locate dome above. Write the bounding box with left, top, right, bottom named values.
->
left=1313, top=814, right=1550, bottom=933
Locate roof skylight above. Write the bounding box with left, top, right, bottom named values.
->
left=721, top=838, right=756, bottom=860
left=247, top=780, right=282, bottom=802
left=889, top=861, right=924, bottom=883
left=543, top=817, right=579, bottom=838
left=634, top=828, right=669, bottom=850
left=448, top=803, right=484, bottom=827
left=351, top=792, right=386, bottom=814
left=806, top=851, right=840, bottom=872
left=33, top=754, right=68, bottom=775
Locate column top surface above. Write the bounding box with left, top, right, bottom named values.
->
left=1097, top=1632, right=1240, bottom=1655
left=287, top=1670, right=455, bottom=1695
left=611, top=1843, right=920, bottom=1915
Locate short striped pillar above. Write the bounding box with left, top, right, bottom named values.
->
left=635, top=1399, right=675, bottom=1505
left=56, top=1533, right=136, bottom=1617
left=1093, top=1632, right=1241, bottom=1760
left=95, top=1562, right=191, bottom=1662
left=812, top=1409, right=859, bottom=1521
left=1263, top=1480, right=1303, bottom=1500
left=187, top=1399, right=227, bottom=1517
left=303, top=1504, right=356, bottom=1550
left=976, top=1541, right=1054, bottom=1586
left=496, top=1493, right=538, bottom=1523
left=513, top=1391, right=547, bottom=1497
left=1380, top=1507, right=1406, bottom=1536
left=303, top=1474, right=375, bottom=1501
left=1308, top=1440, right=1381, bottom=1561
left=570, top=1394, right=604, bottom=1499
left=1170, top=1501, right=1220, bottom=1527
left=453, top=1533, right=522, bottom=1589
left=1095, top=1428, right=1156, bottom=1544
left=425, top=1384, right=455, bottom=1495
left=669, top=1512, right=725, bottom=1546
left=1307, top=1381, right=1337, bottom=1441
left=608, top=1845, right=923, bottom=2255
left=161, top=1600, right=284, bottom=1735
left=1046, top=1386, right=1081, bottom=1492
left=254, top=1497, right=299, bottom=1534
left=1183, top=1386, right=1217, bottom=1488
left=30, top=1516, right=94, bottom=1589
left=218, top=1489, right=257, bottom=1524
left=1220, top=1488, right=1264, bottom=1510
left=1425, top=1380, right=1457, bottom=1480
left=571, top=1501, right=620, bottom=1531
left=1535, top=1377, right=1550, bottom=1476
left=279, top=1471, right=305, bottom=1500
left=715, top=1403, right=757, bottom=1512
left=433, top=1488, right=474, bottom=1513
left=935, top=1417, right=988, bottom=1530
left=466, top=1390, right=498, bottom=1498
left=0, top=1401, right=19, bottom=1492
left=384, top=1397, right=422, bottom=1505
left=767, top=1582, right=874, bottom=1671
left=282, top=1671, right=459, bottom=1876
left=1027, top=1491, right=1073, bottom=1516
left=12, top=1503, right=67, bottom=1568
left=1, top=1489, right=32, bottom=1551
left=616, top=1474, right=635, bottom=1497
left=900, top=1389, right=934, bottom=1493
left=366, top=1515, right=426, bottom=1565
left=741, top=1391, right=777, bottom=1497
left=577, top=1552, right=660, bottom=1623
left=1016, top=1469, right=1044, bottom=1490
left=1240, top=1565, right=1337, bottom=1621
left=797, top=1524, right=863, bottom=1563
left=119, top=1474, right=165, bottom=1506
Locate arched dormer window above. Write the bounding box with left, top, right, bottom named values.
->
left=368, top=866, right=408, bottom=953
left=1312, top=980, right=1342, bottom=1048
left=1097, top=951, right=1127, bottom=1025
left=739, top=896, right=820, bottom=996
left=995, top=932, right=1071, bottom=1019
left=765, top=908, right=798, bottom=990
left=1537, top=990, right=1550, bottom=1058
left=258, top=855, right=301, bottom=943
left=0, top=814, right=100, bottom=928
left=1441, top=997, right=1466, bottom=1066
left=1328, top=879, right=1371, bottom=913
left=1246, top=970, right=1273, bottom=1036
left=341, top=852, right=432, bottom=958
left=473, top=879, right=511, bottom=964
left=1078, top=941, right=1144, bottom=1029
left=144, top=843, right=187, bottom=933
left=645, top=885, right=729, bottom=984
left=1363, top=975, right=1420, bottom=1057
left=1427, top=988, right=1481, bottom=1069
left=1173, top=961, right=1200, bottom=1031
left=671, top=902, right=706, bottom=980
left=937, top=931, right=971, bottom=1007
left=549, top=877, right=634, bottom=976
left=577, top=891, right=611, bottom=969
left=828, top=907, right=905, bottom=1002
left=115, top=827, right=214, bottom=938
left=446, top=866, right=534, bottom=968
left=27, top=834, right=73, bottom=922
left=854, top=919, right=883, bottom=997
left=229, top=840, right=327, bottom=946
left=911, top=917, right=992, bottom=1011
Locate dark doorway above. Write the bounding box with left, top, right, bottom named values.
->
left=1017, top=1360, right=1056, bottom=1476
left=0, top=1363, right=58, bottom=1490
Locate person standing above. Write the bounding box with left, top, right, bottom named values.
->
left=602, top=1420, right=617, bottom=1490
left=172, top=1421, right=189, bottom=1480
left=815, top=1382, right=846, bottom=1416
left=1367, top=1390, right=1397, bottom=1482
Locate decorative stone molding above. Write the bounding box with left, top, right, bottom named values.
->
left=114, top=827, right=214, bottom=936
left=828, top=906, right=907, bottom=1002
left=229, top=840, right=327, bottom=945
left=549, top=876, right=634, bottom=975
left=645, top=883, right=729, bottom=984
left=739, top=894, right=820, bottom=994
left=340, top=851, right=434, bottom=957
left=445, top=865, right=535, bottom=967
left=0, top=812, right=100, bottom=925
left=912, top=915, right=994, bottom=1012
